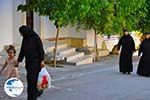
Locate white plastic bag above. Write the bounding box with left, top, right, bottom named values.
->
left=37, top=67, right=51, bottom=90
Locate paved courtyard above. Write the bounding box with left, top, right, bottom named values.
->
left=0, top=55, right=150, bottom=100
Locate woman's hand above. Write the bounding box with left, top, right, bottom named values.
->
left=15, top=61, right=19, bottom=67
left=41, top=60, right=45, bottom=68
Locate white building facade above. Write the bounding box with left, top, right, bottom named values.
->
left=0, top=0, right=107, bottom=51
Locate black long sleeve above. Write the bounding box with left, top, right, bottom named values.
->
left=17, top=39, right=25, bottom=62
left=131, top=37, right=136, bottom=51
left=138, top=42, right=143, bottom=56
left=117, top=37, right=122, bottom=50
left=36, top=36, right=45, bottom=61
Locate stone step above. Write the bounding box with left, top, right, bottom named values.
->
left=64, top=52, right=84, bottom=62
left=66, top=55, right=93, bottom=66
left=57, top=47, right=76, bottom=55
left=45, top=43, right=68, bottom=52
left=98, top=50, right=109, bottom=57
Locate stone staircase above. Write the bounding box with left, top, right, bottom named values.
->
left=44, top=41, right=93, bottom=66
left=0, top=42, right=93, bottom=66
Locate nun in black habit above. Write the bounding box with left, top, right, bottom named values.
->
left=137, top=32, right=150, bottom=77
left=17, top=25, right=45, bottom=100
left=117, top=30, right=135, bottom=74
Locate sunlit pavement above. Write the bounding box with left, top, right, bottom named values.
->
left=1, top=55, right=149, bottom=100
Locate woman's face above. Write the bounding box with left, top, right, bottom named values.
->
left=124, top=31, right=129, bottom=35
left=146, top=34, right=150, bottom=39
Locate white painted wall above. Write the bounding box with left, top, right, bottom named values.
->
left=41, top=17, right=68, bottom=39
left=0, top=0, right=13, bottom=51
left=34, top=13, right=40, bottom=35
left=86, top=30, right=105, bottom=49
left=86, top=30, right=95, bottom=47
left=13, top=0, right=26, bottom=44
left=0, top=0, right=26, bottom=51
left=67, top=27, right=87, bottom=39
left=42, top=17, right=87, bottom=39
left=41, top=17, right=102, bottom=47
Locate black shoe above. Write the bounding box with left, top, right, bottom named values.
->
left=123, top=72, right=126, bottom=74
left=37, top=90, right=43, bottom=97
left=145, top=74, right=150, bottom=77
left=127, top=72, right=130, bottom=74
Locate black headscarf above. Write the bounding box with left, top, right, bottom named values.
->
left=123, top=29, right=128, bottom=33
left=19, top=25, right=35, bottom=38
left=144, top=32, right=150, bottom=35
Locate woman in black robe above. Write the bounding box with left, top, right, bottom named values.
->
left=137, top=32, right=150, bottom=77
left=117, top=30, right=135, bottom=74
left=17, top=25, right=45, bottom=100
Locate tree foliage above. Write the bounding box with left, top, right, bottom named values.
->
left=137, top=0, right=150, bottom=32
left=74, top=0, right=114, bottom=61
left=113, top=0, right=146, bottom=34
left=18, top=0, right=70, bottom=28
left=18, top=0, right=149, bottom=35
left=76, top=0, right=114, bottom=35
left=17, top=0, right=149, bottom=63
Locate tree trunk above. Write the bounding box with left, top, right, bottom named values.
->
left=94, top=30, right=99, bottom=62
left=26, top=0, right=34, bottom=28
left=53, top=27, right=60, bottom=67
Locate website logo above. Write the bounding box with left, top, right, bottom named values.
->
left=4, top=78, right=24, bottom=97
